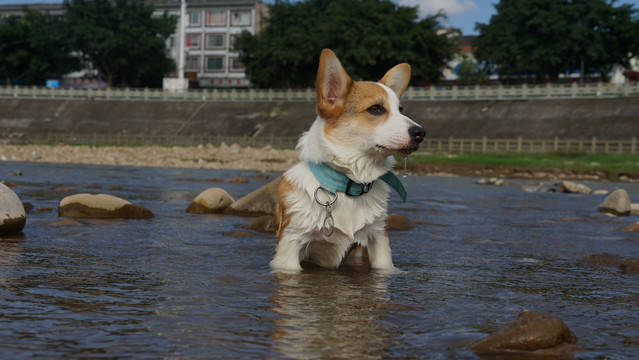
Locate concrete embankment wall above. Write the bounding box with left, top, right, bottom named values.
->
left=1, top=97, right=637, bottom=141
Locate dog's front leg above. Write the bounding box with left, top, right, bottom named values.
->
left=367, top=230, right=395, bottom=271
left=270, top=234, right=304, bottom=273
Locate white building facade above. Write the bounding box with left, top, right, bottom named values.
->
left=154, top=0, right=268, bottom=88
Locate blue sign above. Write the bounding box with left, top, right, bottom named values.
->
left=46, top=80, right=59, bottom=88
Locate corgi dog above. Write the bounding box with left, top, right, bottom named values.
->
left=270, top=49, right=426, bottom=273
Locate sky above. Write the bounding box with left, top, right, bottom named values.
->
left=1, top=0, right=639, bottom=35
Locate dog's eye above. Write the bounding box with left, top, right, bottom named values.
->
left=366, top=104, right=385, bottom=116
left=399, top=106, right=404, bottom=113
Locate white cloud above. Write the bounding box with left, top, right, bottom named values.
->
left=399, top=0, right=477, bottom=18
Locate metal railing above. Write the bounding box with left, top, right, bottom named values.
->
left=5, top=133, right=637, bottom=154
left=1, top=82, right=638, bottom=102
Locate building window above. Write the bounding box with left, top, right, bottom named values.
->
left=205, top=33, right=226, bottom=49
left=185, top=56, right=200, bottom=71
left=188, top=11, right=201, bottom=27
left=206, top=10, right=226, bottom=27
left=231, top=10, right=251, bottom=26
left=206, top=56, right=225, bottom=72
left=229, top=57, right=245, bottom=72
left=230, top=33, right=241, bottom=50
left=185, top=33, right=201, bottom=49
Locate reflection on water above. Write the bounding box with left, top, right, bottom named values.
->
left=1, top=161, right=639, bottom=358
left=271, top=269, right=391, bottom=359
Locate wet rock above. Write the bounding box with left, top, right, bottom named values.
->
left=476, top=177, right=504, bottom=186
left=620, top=259, right=639, bottom=274
left=621, top=222, right=639, bottom=232
left=559, top=180, right=592, bottom=194
left=50, top=219, right=83, bottom=227
left=1, top=180, right=17, bottom=187
left=0, top=183, right=26, bottom=234
left=225, top=177, right=249, bottom=184
left=22, top=202, right=35, bottom=213
left=186, top=187, right=234, bottom=214
left=598, top=189, right=631, bottom=216
left=230, top=231, right=255, bottom=238
left=58, top=193, right=154, bottom=219
left=470, top=310, right=579, bottom=357
left=245, top=215, right=276, bottom=233
left=386, top=214, right=414, bottom=230
left=520, top=183, right=559, bottom=193
left=584, top=253, right=623, bottom=268
left=225, top=177, right=281, bottom=216
left=631, top=204, right=639, bottom=215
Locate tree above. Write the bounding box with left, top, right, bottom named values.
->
left=234, top=0, right=455, bottom=88
left=64, top=0, right=176, bottom=87
left=473, top=0, right=639, bottom=82
left=23, top=9, right=79, bottom=85
left=0, top=9, right=77, bottom=85
left=456, top=56, right=488, bottom=85
left=0, top=16, right=31, bottom=85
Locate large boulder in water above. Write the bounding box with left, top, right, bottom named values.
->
left=0, top=182, right=26, bottom=234
left=225, top=177, right=281, bottom=216
left=58, top=193, right=153, bottom=219
left=470, top=310, right=579, bottom=357
left=598, top=189, right=631, bottom=216
left=186, top=187, right=234, bottom=214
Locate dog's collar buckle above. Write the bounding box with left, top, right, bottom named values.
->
left=345, top=179, right=373, bottom=196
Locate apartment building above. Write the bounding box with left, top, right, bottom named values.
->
left=152, top=0, right=268, bottom=88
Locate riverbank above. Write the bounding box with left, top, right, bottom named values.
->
left=1, top=144, right=638, bottom=182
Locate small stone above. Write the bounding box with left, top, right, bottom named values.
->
left=476, top=178, right=487, bottom=185
left=631, top=204, right=639, bottom=215
left=58, top=193, right=153, bottom=219
left=385, top=213, right=414, bottom=230
left=620, top=259, right=639, bottom=274
left=225, top=177, right=249, bottom=184
left=186, top=187, right=234, bottom=214
left=598, top=189, right=631, bottom=216
left=50, top=219, right=83, bottom=227
left=0, top=183, right=26, bottom=234
left=621, top=222, right=639, bottom=232
left=593, top=189, right=609, bottom=195
left=245, top=215, right=275, bottom=233
left=559, top=180, right=592, bottom=194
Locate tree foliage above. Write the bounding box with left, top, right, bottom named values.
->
left=64, top=0, right=176, bottom=87
left=0, top=16, right=31, bottom=85
left=234, top=0, right=455, bottom=88
left=474, top=0, right=639, bottom=81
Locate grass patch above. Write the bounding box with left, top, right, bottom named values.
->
left=409, top=152, right=639, bottom=174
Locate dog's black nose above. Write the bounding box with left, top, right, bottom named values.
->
left=408, top=125, right=426, bottom=143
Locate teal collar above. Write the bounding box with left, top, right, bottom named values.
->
left=308, top=162, right=407, bottom=203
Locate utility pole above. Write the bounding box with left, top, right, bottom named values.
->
left=178, top=0, right=186, bottom=83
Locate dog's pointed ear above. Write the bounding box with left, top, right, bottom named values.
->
left=317, top=49, right=352, bottom=118
left=380, top=63, right=411, bottom=97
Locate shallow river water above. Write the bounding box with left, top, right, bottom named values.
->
left=1, top=161, right=638, bottom=359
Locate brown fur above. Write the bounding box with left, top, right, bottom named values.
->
left=274, top=176, right=295, bottom=243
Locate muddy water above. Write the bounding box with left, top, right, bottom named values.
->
left=1, top=161, right=638, bottom=359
